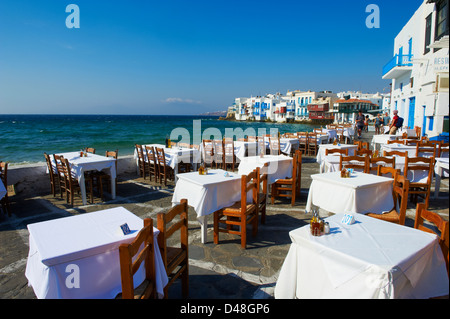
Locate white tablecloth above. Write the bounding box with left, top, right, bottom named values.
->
left=320, top=155, right=342, bottom=173
left=238, top=155, right=293, bottom=185
left=305, top=172, right=394, bottom=215
left=275, top=213, right=449, bottom=299
left=172, top=169, right=243, bottom=243
left=434, top=157, right=449, bottom=199
left=371, top=135, right=397, bottom=150
left=0, top=179, right=6, bottom=200
left=135, top=144, right=201, bottom=172
left=52, top=152, right=117, bottom=205
left=25, top=207, right=168, bottom=299
left=381, top=143, right=417, bottom=157
left=234, top=141, right=258, bottom=159
left=316, top=144, right=358, bottom=167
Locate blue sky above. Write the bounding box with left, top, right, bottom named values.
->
left=0, top=0, right=424, bottom=115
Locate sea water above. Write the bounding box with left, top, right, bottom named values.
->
left=0, top=114, right=320, bottom=165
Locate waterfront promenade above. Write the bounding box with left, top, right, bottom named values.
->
left=0, top=130, right=448, bottom=299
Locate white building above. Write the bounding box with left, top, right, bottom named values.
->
left=382, top=0, right=449, bottom=139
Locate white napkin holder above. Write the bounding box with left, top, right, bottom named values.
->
left=341, top=213, right=355, bottom=225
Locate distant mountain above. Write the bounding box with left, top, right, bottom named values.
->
left=199, top=110, right=227, bottom=116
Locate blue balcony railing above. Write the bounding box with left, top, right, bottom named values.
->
left=383, top=54, right=413, bottom=76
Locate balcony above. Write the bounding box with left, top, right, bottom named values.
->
left=382, top=54, right=413, bottom=80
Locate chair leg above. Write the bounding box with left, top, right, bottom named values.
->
left=241, top=218, right=247, bottom=249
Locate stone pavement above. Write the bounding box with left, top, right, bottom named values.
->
left=0, top=130, right=448, bottom=299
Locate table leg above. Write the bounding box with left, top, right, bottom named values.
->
left=198, top=215, right=208, bottom=244
left=434, top=165, right=442, bottom=199
left=79, top=174, right=87, bottom=205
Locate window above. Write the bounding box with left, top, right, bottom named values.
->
left=425, top=14, right=432, bottom=54
left=428, top=116, right=434, bottom=131
left=435, top=0, right=449, bottom=41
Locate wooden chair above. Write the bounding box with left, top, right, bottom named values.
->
left=155, top=147, right=173, bottom=186
left=213, top=140, right=224, bottom=169
left=85, top=147, right=96, bottom=154
left=366, top=173, right=409, bottom=225
left=271, top=150, right=302, bottom=206
left=256, top=163, right=269, bottom=225
left=416, top=142, right=437, bottom=159
left=269, top=137, right=281, bottom=155
left=214, top=171, right=259, bottom=249
left=0, top=162, right=11, bottom=217
left=157, top=199, right=189, bottom=298
left=356, top=149, right=373, bottom=157
left=414, top=126, right=422, bottom=138
left=339, top=155, right=369, bottom=173
left=353, top=141, right=362, bottom=151
left=135, top=144, right=147, bottom=179
left=307, top=133, right=318, bottom=156
left=336, top=128, right=345, bottom=144
left=118, top=218, right=156, bottom=299
left=202, top=140, right=215, bottom=168
left=325, top=148, right=349, bottom=156
left=224, top=139, right=236, bottom=171
left=383, top=150, right=408, bottom=158
left=44, top=153, right=58, bottom=197
left=53, top=154, right=68, bottom=199
left=257, top=136, right=266, bottom=156
left=377, top=166, right=401, bottom=178
left=177, top=143, right=194, bottom=173
left=439, top=143, right=449, bottom=158
left=406, top=140, right=420, bottom=146
left=62, top=158, right=94, bottom=206
left=96, top=150, right=118, bottom=200
left=414, top=203, right=449, bottom=276
left=404, top=156, right=435, bottom=208
left=144, top=146, right=159, bottom=182
left=387, top=139, right=404, bottom=145
left=368, top=156, right=396, bottom=175
left=297, top=132, right=308, bottom=155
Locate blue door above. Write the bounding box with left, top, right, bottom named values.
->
left=408, top=97, right=415, bottom=128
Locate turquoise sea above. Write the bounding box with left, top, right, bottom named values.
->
left=0, top=114, right=322, bottom=165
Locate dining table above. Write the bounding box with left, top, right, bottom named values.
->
left=135, top=144, right=201, bottom=176
left=25, top=207, right=169, bottom=299
left=51, top=151, right=117, bottom=205
left=316, top=144, right=358, bottom=168
left=274, top=213, right=449, bottom=299
left=370, top=134, right=398, bottom=150
left=237, top=155, right=293, bottom=185
left=172, top=169, right=244, bottom=244
left=380, top=143, right=417, bottom=157
left=305, top=171, right=394, bottom=215
left=434, top=157, right=449, bottom=199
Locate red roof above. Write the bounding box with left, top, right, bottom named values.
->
left=335, top=99, right=375, bottom=104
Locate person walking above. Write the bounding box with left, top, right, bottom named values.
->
left=355, top=110, right=365, bottom=139
left=389, top=110, right=400, bottom=135
left=375, top=114, right=382, bottom=135
left=382, top=112, right=391, bottom=134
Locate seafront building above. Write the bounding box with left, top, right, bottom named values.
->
left=382, top=0, right=449, bottom=139
left=230, top=90, right=386, bottom=124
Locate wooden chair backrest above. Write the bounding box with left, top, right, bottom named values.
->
left=383, top=150, right=408, bottom=158
left=369, top=156, right=396, bottom=174
left=405, top=156, right=435, bottom=184
left=326, top=148, right=349, bottom=156
left=356, top=149, right=373, bottom=157
left=293, top=150, right=302, bottom=192
left=119, top=218, right=155, bottom=299
left=256, top=162, right=269, bottom=197
left=414, top=203, right=449, bottom=276
left=392, top=174, right=410, bottom=225
left=145, top=146, right=157, bottom=164
left=224, top=139, right=234, bottom=155
left=135, top=144, right=145, bottom=162
left=53, top=154, right=65, bottom=178
left=157, top=199, right=188, bottom=270
left=416, top=142, right=437, bottom=158
left=377, top=166, right=401, bottom=179
left=241, top=171, right=258, bottom=211
left=44, top=153, right=54, bottom=178
left=387, top=139, right=404, bottom=145
left=339, top=155, right=369, bottom=172
left=202, top=140, right=214, bottom=156
left=155, top=147, right=167, bottom=167
left=269, top=137, right=280, bottom=155
left=85, top=147, right=96, bottom=154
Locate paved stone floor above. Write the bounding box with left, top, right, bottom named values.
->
left=0, top=131, right=448, bottom=299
